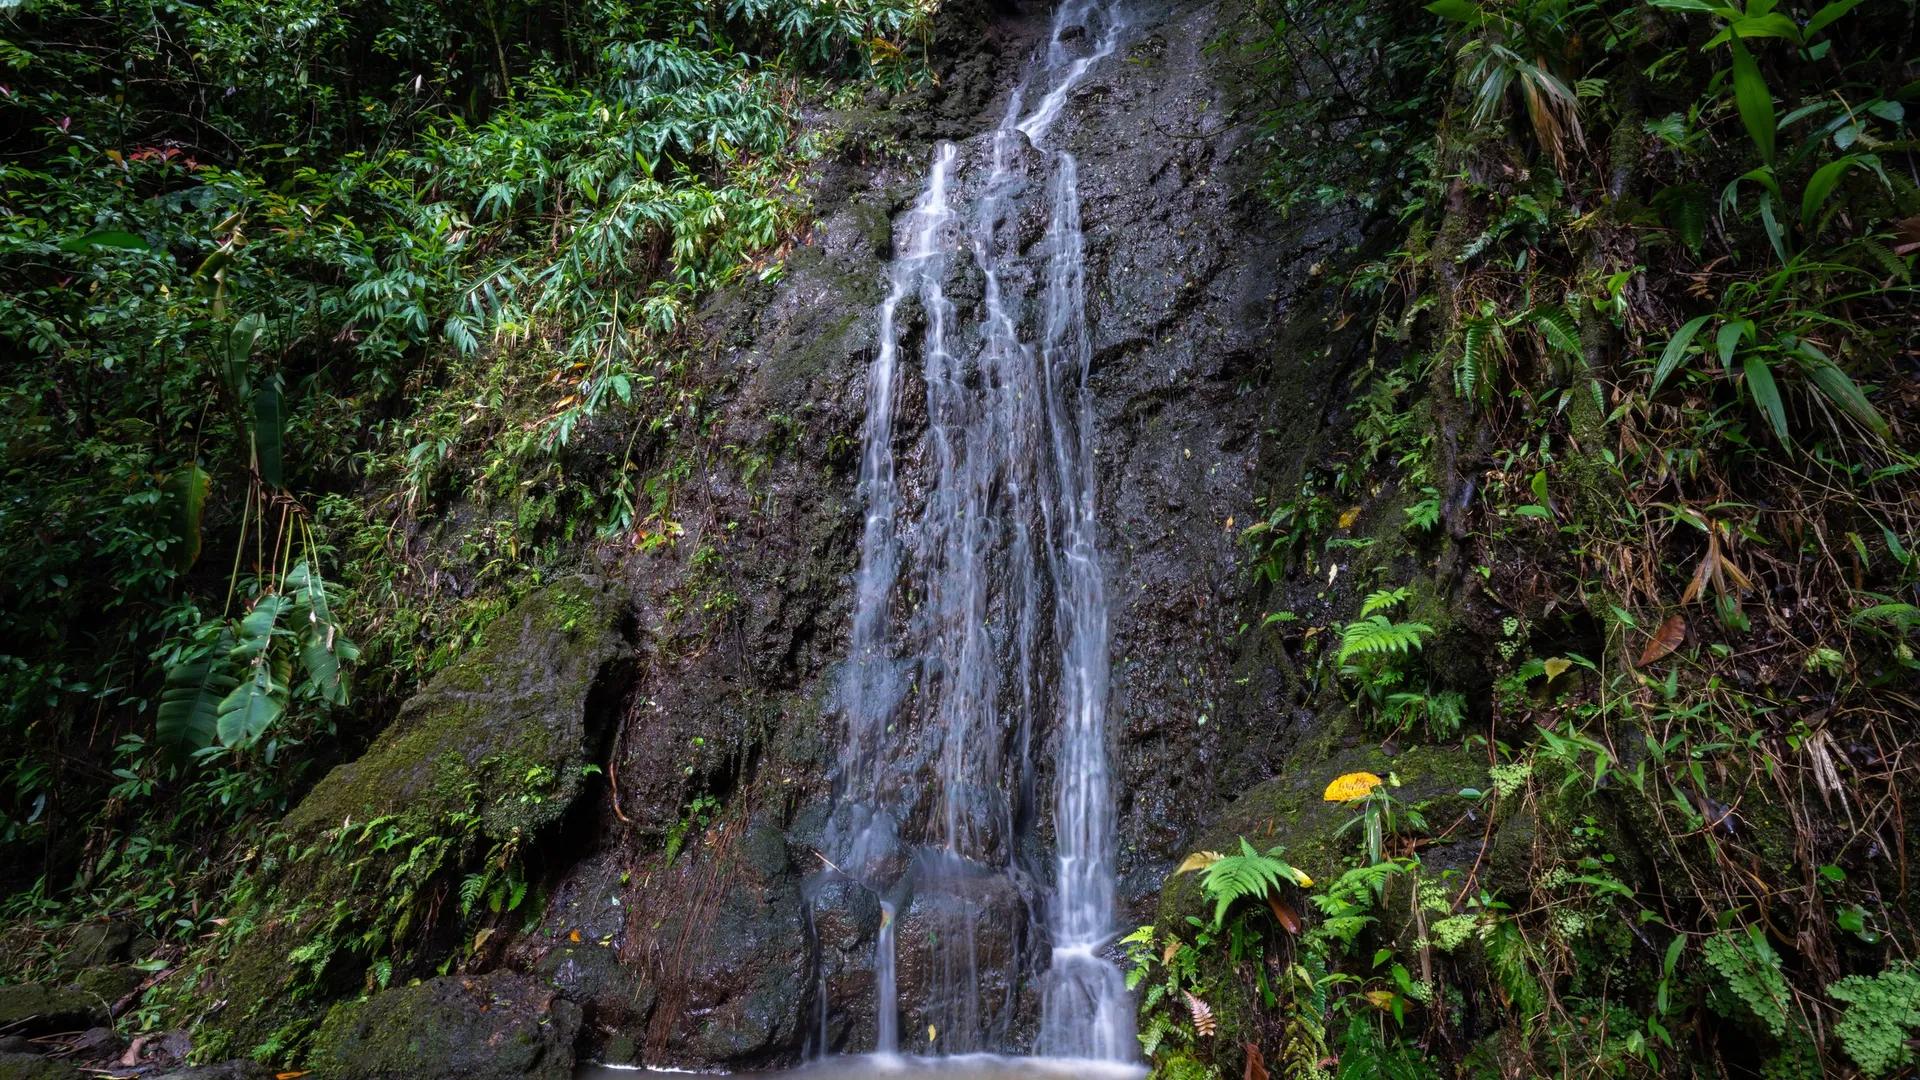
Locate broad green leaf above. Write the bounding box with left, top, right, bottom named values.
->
left=165, top=464, right=211, bottom=572
left=230, top=594, right=289, bottom=660
left=252, top=385, right=284, bottom=488
left=217, top=664, right=286, bottom=747
left=1743, top=354, right=1789, bottom=441
left=1651, top=314, right=1713, bottom=393
left=1729, top=38, right=1776, bottom=164
left=1425, top=0, right=1483, bottom=24
left=157, top=648, right=239, bottom=755
left=59, top=229, right=148, bottom=253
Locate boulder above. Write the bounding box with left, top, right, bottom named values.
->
left=148, top=1061, right=277, bottom=1080
left=308, top=973, right=582, bottom=1080
left=0, top=1052, right=82, bottom=1080
left=0, top=983, right=105, bottom=1035
left=190, top=577, right=631, bottom=1059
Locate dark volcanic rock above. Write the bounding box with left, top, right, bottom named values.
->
left=0, top=982, right=105, bottom=1035
left=308, top=972, right=581, bottom=1080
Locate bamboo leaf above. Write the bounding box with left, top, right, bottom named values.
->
left=1729, top=38, right=1775, bottom=164
left=1651, top=314, right=1713, bottom=393
left=1743, top=354, right=1789, bottom=441
left=1803, top=357, right=1890, bottom=438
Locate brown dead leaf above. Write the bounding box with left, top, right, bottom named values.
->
left=568, top=929, right=582, bottom=943
left=1636, top=614, right=1686, bottom=667
left=1244, top=1043, right=1270, bottom=1080
left=1174, top=851, right=1224, bottom=875
left=1185, top=991, right=1217, bottom=1037
left=1265, top=894, right=1302, bottom=934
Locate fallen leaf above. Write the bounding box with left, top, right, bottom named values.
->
left=1338, top=506, right=1362, bottom=529
left=1542, top=656, right=1572, bottom=680
left=276, top=1073, right=311, bottom=1079
left=568, top=929, right=582, bottom=943
left=1636, top=614, right=1686, bottom=667
left=1244, top=1042, right=1270, bottom=1080
left=1265, top=895, right=1302, bottom=934
left=1364, top=990, right=1397, bottom=1011
left=1322, top=771, right=1383, bottom=802
left=474, top=928, right=495, bottom=952
left=1174, top=850, right=1225, bottom=875
left=1162, top=938, right=1182, bottom=964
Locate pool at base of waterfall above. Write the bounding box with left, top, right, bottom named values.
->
left=578, top=1055, right=1148, bottom=1080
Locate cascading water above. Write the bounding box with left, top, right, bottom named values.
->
left=822, top=0, right=1131, bottom=1061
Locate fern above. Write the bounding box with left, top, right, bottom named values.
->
left=1828, top=964, right=1920, bottom=1078
left=1198, top=837, right=1310, bottom=928
left=1360, top=587, right=1411, bottom=617
left=1338, top=615, right=1435, bottom=662
left=1702, top=925, right=1792, bottom=1037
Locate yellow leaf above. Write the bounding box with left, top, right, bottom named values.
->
left=568, top=929, right=581, bottom=943
left=1364, top=990, right=1396, bottom=1011
left=1338, top=506, right=1362, bottom=529
left=1322, top=771, right=1384, bottom=803
left=1543, top=657, right=1571, bottom=680
left=928, top=1025, right=937, bottom=1043
left=1174, top=851, right=1225, bottom=875
left=1162, top=938, right=1182, bottom=964
left=473, top=928, right=495, bottom=952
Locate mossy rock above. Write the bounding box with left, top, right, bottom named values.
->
left=189, top=577, right=630, bottom=1061
left=1149, top=742, right=1485, bottom=1069
left=0, top=1053, right=85, bottom=1080
left=0, top=982, right=107, bottom=1035
left=283, top=575, right=629, bottom=841
left=308, top=973, right=581, bottom=1080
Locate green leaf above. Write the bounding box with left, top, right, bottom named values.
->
left=1805, top=0, right=1866, bottom=36
left=230, top=595, right=289, bottom=660
left=157, top=647, right=239, bottom=755
left=59, top=229, right=148, bottom=253
left=1729, top=38, right=1776, bottom=164
left=1743, top=354, right=1789, bottom=442
left=252, top=385, right=284, bottom=489
left=1803, top=356, right=1890, bottom=438
left=1800, top=154, right=1870, bottom=230
left=165, top=464, right=212, bottom=572
left=217, top=664, right=286, bottom=747
left=1651, top=314, right=1713, bottom=393
left=1425, top=0, right=1483, bottom=24
left=1715, top=319, right=1752, bottom=367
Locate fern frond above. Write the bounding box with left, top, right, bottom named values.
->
left=1338, top=615, right=1435, bottom=662
left=1185, top=990, right=1217, bottom=1037
left=1359, top=587, right=1411, bottom=617
left=1532, top=306, right=1581, bottom=358
left=1198, top=837, right=1310, bottom=927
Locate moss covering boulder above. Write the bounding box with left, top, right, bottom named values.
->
left=307, top=973, right=581, bottom=1080
left=0, top=982, right=107, bottom=1035
left=0, top=1053, right=84, bottom=1080
left=186, top=576, right=630, bottom=1062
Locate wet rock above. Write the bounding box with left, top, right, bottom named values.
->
left=0, top=983, right=105, bottom=1035
left=66, top=1027, right=121, bottom=1059
left=61, top=921, right=134, bottom=967
left=147, top=1063, right=276, bottom=1080
left=67, top=966, right=140, bottom=1005
left=308, top=972, right=582, bottom=1080
left=0, top=1052, right=83, bottom=1080
left=0, top=1040, right=27, bottom=1055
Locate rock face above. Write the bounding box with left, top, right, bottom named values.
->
left=197, top=0, right=1375, bottom=1068
left=309, top=973, right=582, bottom=1080
left=502, top=0, right=1370, bottom=1066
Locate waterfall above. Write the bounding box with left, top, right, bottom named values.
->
left=826, top=0, right=1130, bottom=1060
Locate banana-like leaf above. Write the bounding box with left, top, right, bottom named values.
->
left=1743, top=354, right=1789, bottom=441
left=252, top=384, right=284, bottom=489
left=157, top=647, right=239, bottom=754
left=164, top=464, right=211, bottom=572
left=217, top=662, right=286, bottom=747
left=287, top=561, right=358, bottom=705
left=229, top=594, right=289, bottom=660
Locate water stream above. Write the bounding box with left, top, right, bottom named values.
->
left=820, top=0, right=1132, bottom=1061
